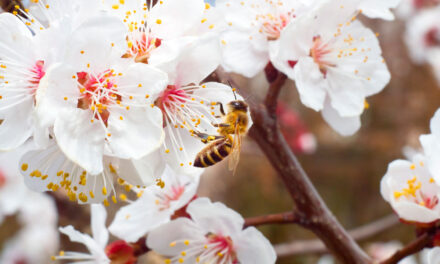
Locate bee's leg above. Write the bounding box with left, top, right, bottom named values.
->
left=213, top=102, right=226, bottom=116
left=212, top=123, right=230, bottom=128
left=193, top=131, right=224, bottom=144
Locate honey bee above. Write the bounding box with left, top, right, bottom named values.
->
left=0, top=0, right=23, bottom=13
left=194, top=90, right=249, bottom=173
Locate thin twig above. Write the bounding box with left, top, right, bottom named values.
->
left=380, top=233, right=433, bottom=264
left=244, top=211, right=299, bottom=227
left=216, top=68, right=371, bottom=264
left=275, top=214, right=399, bottom=257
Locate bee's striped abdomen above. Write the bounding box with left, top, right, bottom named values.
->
left=194, top=139, right=232, bottom=168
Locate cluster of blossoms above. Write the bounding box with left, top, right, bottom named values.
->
left=1, top=0, right=394, bottom=203
left=0, top=0, right=406, bottom=262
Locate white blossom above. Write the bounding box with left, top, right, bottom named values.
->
left=147, top=198, right=276, bottom=264
left=271, top=0, right=390, bottom=136
left=381, top=153, right=440, bottom=224
left=216, top=0, right=310, bottom=77
left=109, top=165, right=201, bottom=242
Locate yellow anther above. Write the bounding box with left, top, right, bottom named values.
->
left=119, top=194, right=127, bottom=201
left=156, top=19, right=162, bottom=24
left=89, top=191, right=95, bottom=199
left=21, top=163, right=28, bottom=171
left=103, top=199, right=109, bottom=207
left=181, top=251, right=186, bottom=256
left=112, top=4, right=119, bottom=9
left=112, top=195, right=117, bottom=204
left=102, top=187, right=108, bottom=195
left=184, top=240, right=190, bottom=245
left=170, top=242, right=176, bottom=247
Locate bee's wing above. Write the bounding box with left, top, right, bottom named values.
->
left=228, top=120, right=242, bottom=175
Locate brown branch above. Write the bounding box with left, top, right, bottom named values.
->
left=380, top=233, right=433, bottom=264
left=264, top=72, right=288, bottom=117
left=244, top=211, right=299, bottom=227
left=216, top=68, right=371, bottom=263
left=275, top=214, right=399, bottom=257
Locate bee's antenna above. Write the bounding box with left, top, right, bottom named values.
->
left=227, top=80, right=238, bottom=100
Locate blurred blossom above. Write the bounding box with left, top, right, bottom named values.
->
left=404, top=6, right=440, bottom=64
left=109, top=166, right=201, bottom=243
left=147, top=198, right=276, bottom=264
left=397, top=0, right=440, bottom=18
left=0, top=142, right=59, bottom=263
left=277, top=103, right=317, bottom=154
left=367, top=241, right=417, bottom=263
left=272, top=0, right=390, bottom=136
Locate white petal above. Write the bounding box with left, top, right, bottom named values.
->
left=321, top=99, right=361, bottom=136
left=59, top=226, right=104, bottom=257
left=109, top=194, right=171, bottom=242
left=117, top=63, right=168, bottom=101
left=147, top=217, right=204, bottom=256
left=359, top=0, right=401, bottom=20
left=54, top=108, right=106, bottom=175
left=150, top=0, right=205, bottom=39
left=293, top=57, right=327, bottom=111
left=235, top=227, right=276, bottom=264
left=114, top=150, right=166, bottom=187
left=91, top=204, right=109, bottom=249
left=187, top=198, right=244, bottom=235
left=0, top=99, right=33, bottom=150
left=106, top=106, right=164, bottom=160
left=221, top=29, right=269, bottom=78
left=150, top=34, right=220, bottom=85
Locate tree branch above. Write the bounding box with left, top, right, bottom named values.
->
left=275, top=214, right=399, bottom=257
left=380, top=233, right=433, bottom=264
left=244, top=211, right=299, bottom=227
left=215, top=68, right=371, bottom=263
left=264, top=72, right=288, bottom=117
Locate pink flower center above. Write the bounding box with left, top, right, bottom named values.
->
left=424, top=27, right=440, bottom=47
left=76, top=70, right=120, bottom=125
left=29, top=60, right=45, bottom=91
left=125, top=33, right=162, bottom=64
left=0, top=169, right=6, bottom=188
left=156, top=185, right=185, bottom=210
left=394, top=177, right=439, bottom=210
left=206, top=233, right=238, bottom=262
left=259, top=13, right=293, bottom=41
left=157, top=85, right=189, bottom=117
left=413, top=0, right=440, bottom=9
left=310, top=36, right=334, bottom=76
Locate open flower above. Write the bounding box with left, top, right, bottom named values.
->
left=109, top=165, right=201, bottom=242
left=104, top=0, right=217, bottom=65
left=37, top=18, right=167, bottom=175
left=147, top=198, right=276, bottom=264
left=0, top=13, right=48, bottom=150
left=54, top=204, right=110, bottom=263
left=216, top=0, right=309, bottom=77
left=271, top=0, right=390, bottom=136
left=148, top=33, right=247, bottom=172
left=381, top=153, right=440, bottom=224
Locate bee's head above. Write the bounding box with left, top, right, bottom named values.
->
left=227, top=100, right=248, bottom=112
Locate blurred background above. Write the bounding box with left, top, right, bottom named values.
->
left=1, top=0, right=440, bottom=263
